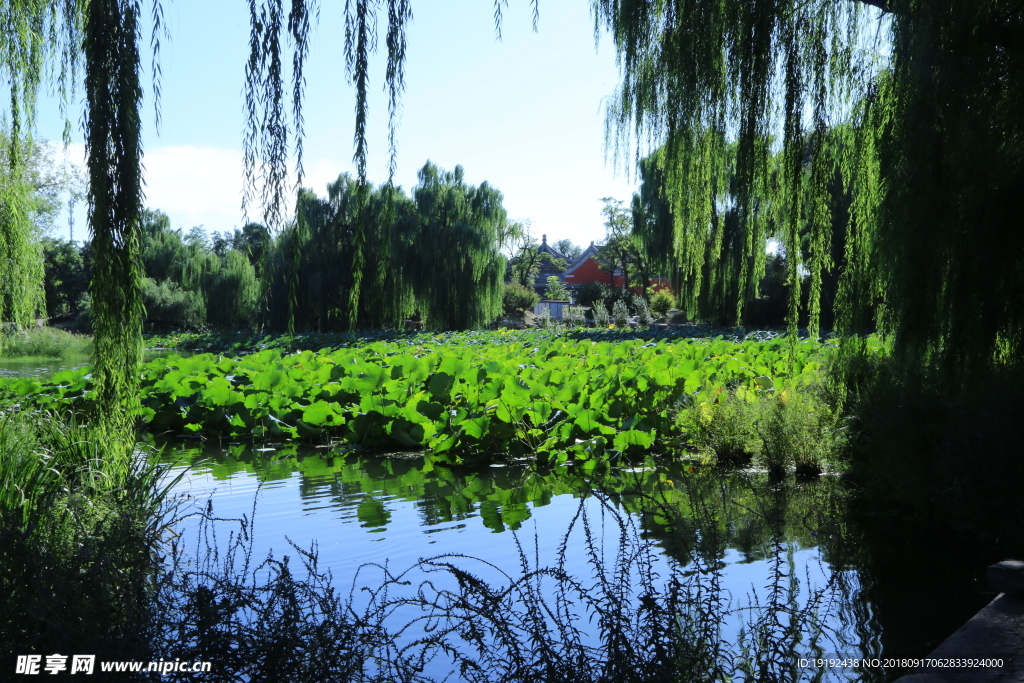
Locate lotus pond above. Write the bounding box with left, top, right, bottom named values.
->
left=0, top=329, right=995, bottom=680
left=3, top=330, right=836, bottom=463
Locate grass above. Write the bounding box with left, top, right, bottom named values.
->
left=0, top=412, right=183, bottom=663
left=0, top=326, right=92, bottom=360
left=679, top=384, right=849, bottom=478
left=146, top=484, right=846, bottom=682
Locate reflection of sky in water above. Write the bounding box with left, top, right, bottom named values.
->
left=165, top=453, right=869, bottom=681
left=0, top=358, right=89, bottom=377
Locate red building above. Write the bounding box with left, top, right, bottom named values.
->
left=562, top=241, right=672, bottom=296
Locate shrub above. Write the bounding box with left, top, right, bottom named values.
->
left=563, top=306, right=586, bottom=328
left=592, top=300, right=611, bottom=327
left=538, top=307, right=553, bottom=329
left=574, top=281, right=609, bottom=308
left=680, top=395, right=759, bottom=466
left=757, top=390, right=845, bottom=479
left=650, top=288, right=676, bottom=317
left=544, top=275, right=569, bottom=301
left=634, top=297, right=653, bottom=327
left=681, top=387, right=845, bottom=476
left=502, top=282, right=540, bottom=315
left=612, top=299, right=630, bottom=327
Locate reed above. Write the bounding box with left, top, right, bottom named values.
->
left=0, top=326, right=92, bottom=360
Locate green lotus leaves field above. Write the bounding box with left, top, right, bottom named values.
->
left=0, top=331, right=837, bottom=464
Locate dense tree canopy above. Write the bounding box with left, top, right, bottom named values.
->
left=268, top=162, right=506, bottom=332
left=596, top=0, right=1024, bottom=379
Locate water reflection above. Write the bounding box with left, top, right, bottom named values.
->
left=0, top=348, right=196, bottom=378
left=155, top=440, right=896, bottom=680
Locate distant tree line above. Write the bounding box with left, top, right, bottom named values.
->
left=43, top=162, right=508, bottom=333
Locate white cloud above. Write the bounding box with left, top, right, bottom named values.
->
left=142, top=146, right=246, bottom=231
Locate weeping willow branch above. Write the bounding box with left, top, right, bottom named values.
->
left=84, top=0, right=145, bottom=439
left=244, top=0, right=529, bottom=330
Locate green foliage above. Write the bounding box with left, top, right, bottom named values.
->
left=203, top=249, right=260, bottom=330
left=267, top=164, right=505, bottom=332
left=42, top=238, right=90, bottom=318
left=1, top=412, right=182, bottom=659
left=83, top=0, right=147, bottom=440
left=507, top=226, right=567, bottom=289
left=0, top=327, right=91, bottom=359
left=0, top=163, right=46, bottom=326
left=634, top=297, right=653, bottom=327
left=553, top=238, right=582, bottom=261
left=140, top=209, right=187, bottom=284
left=140, top=210, right=263, bottom=331
left=592, top=301, right=610, bottom=327
left=544, top=275, right=568, bottom=301
left=611, top=299, right=630, bottom=328
left=683, top=383, right=847, bottom=478
left=596, top=197, right=652, bottom=294
left=649, top=288, right=676, bottom=318
left=502, top=281, right=540, bottom=315
left=1, top=331, right=831, bottom=469
left=757, top=391, right=846, bottom=479
left=601, top=0, right=1024, bottom=380
left=563, top=305, right=586, bottom=328
left=141, top=277, right=206, bottom=331
left=407, top=163, right=506, bottom=330
left=598, top=1, right=877, bottom=336
left=574, top=281, right=609, bottom=308
left=680, top=395, right=759, bottom=467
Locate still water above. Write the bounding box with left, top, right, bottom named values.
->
left=151, top=439, right=992, bottom=682
left=0, top=348, right=196, bottom=378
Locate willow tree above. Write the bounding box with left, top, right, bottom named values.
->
left=407, top=162, right=507, bottom=330
left=0, top=2, right=141, bottom=437
left=0, top=157, right=46, bottom=327
left=597, top=0, right=1024, bottom=379
left=267, top=175, right=417, bottom=331
left=271, top=163, right=506, bottom=332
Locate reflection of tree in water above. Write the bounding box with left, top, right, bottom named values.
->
left=156, top=452, right=876, bottom=681
left=165, top=441, right=1012, bottom=679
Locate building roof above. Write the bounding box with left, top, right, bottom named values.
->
left=537, top=234, right=567, bottom=262
left=563, top=241, right=603, bottom=278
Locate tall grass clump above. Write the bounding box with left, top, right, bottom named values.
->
left=634, top=298, right=653, bottom=327
left=679, top=395, right=760, bottom=466
left=0, top=412, right=180, bottom=662
left=563, top=305, right=586, bottom=328
left=611, top=299, right=630, bottom=328
left=150, top=513, right=372, bottom=682
left=682, top=387, right=847, bottom=478
left=0, top=326, right=92, bottom=359
left=758, top=390, right=847, bottom=479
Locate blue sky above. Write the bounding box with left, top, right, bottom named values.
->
left=38, top=0, right=637, bottom=250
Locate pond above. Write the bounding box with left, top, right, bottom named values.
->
left=155, top=440, right=995, bottom=682
left=0, top=349, right=196, bottom=378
